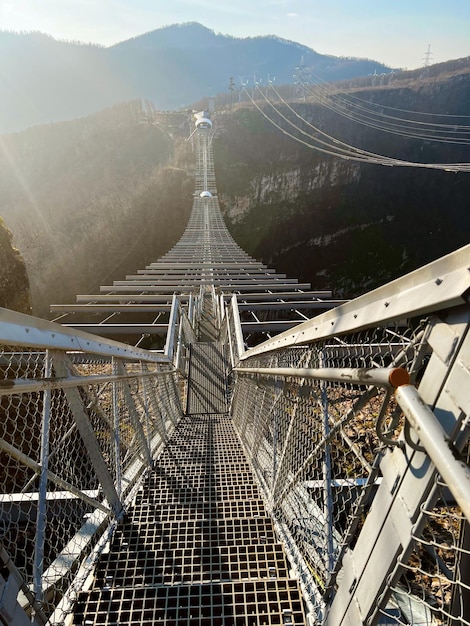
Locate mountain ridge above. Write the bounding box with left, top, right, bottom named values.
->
left=0, top=22, right=393, bottom=133
left=110, top=22, right=320, bottom=56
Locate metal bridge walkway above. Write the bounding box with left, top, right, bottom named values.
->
left=186, top=342, right=227, bottom=415
left=2, top=112, right=468, bottom=626
left=186, top=294, right=227, bottom=415
left=72, top=311, right=307, bottom=625
left=43, top=112, right=314, bottom=626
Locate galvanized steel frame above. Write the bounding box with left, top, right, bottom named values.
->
left=0, top=293, right=196, bottom=624
left=227, top=244, right=470, bottom=626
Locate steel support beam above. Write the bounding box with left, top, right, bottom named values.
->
left=52, top=353, right=122, bottom=516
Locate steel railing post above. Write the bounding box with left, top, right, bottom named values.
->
left=227, top=309, right=235, bottom=368
left=33, top=350, right=52, bottom=605
left=231, top=294, right=245, bottom=362
left=320, top=352, right=335, bottom=574
left=164, top=295, right=179, bottom=360
left=188, top=293, right=194, bottom=325
left=112, top=357, right=122, bottom=499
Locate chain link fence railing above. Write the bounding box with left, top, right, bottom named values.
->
left=2, top=244, right=469, bottom=626
left=228, top=247, right=470, bottom=626
left=0, top=301, right=192, bottom=624
left=231, top=324, right=422, bottom=617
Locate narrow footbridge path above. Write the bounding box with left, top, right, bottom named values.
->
left=65, top=119, right=319, bottom=625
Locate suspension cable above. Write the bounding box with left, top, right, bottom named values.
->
left=306, top=69, right=470, bottom=121
left=300, top=76, right=470, bottom=144
left=242, top=86, right=470, bottom=172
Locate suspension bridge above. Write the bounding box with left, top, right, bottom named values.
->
left=0, top=111, right=469, bottom=626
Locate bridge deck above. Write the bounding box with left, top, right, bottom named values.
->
left=186, top=343, right=227, bottom=415
left=64, top=124, right=315, bottom=624
left=73, top=343, right=307, bottom=624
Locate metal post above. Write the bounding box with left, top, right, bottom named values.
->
left=199, top=285, right=204, bottom=320
left=226, top=310, right=235, bottom=368
left=175, top=306, right=183, bottom=372
left=139, top=363, right=152, bottom=455
left=272, top=379, right=281, bottom=493
left=219, top=293, right=225, bottom=329
left=33, top=350, right=52, bottom=605
left=450, top=520, right=470, bottom=626
left=320, top=352, right=335, bottom=573
left=188, top=293, right=194, bottom=325
left=164, top=294, right=179, bottom=359
left=231, top=294, right=245, bottom=362
left=112, top=357, right=122, bottom=499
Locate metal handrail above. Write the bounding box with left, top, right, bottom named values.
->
left=241, top=243, right=470, bottom=360
left=234, top=366, right=410, bottom=388
left=0, top=307, right=167, bottom=363
left=0, top=368, right=175, bottom=396
left=396, top=384, right=470, bottom=520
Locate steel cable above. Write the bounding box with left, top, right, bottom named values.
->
left=242, top=86, right=470, bottom=172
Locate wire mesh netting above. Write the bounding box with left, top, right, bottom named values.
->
left=230, top=318, right=470, bottom=624
left=381, top=479, right=470, bottom=626
left=0, top=344, right=184, bottom=622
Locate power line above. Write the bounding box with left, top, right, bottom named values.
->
left=299, top=73, right=470, bottom=144
left=242, top=85, right=470, bottom=172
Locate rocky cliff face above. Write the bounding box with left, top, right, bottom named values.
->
left=1, top=64, right=468, bottom=315
left=214, top=68, right=470, bottom=297
left=0, top=218, right=31, bottom=313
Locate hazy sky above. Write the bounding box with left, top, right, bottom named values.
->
left=1, top=0, right=469, bottom=69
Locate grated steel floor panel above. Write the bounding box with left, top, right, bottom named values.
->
left=93, top=543, right=289, bottom=587
left=186, top=343, right=227, bottom=414
left=72, top=397, right=307, bottom=625
left=73, top=580, right=306, bottom=625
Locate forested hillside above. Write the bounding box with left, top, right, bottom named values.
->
left=0, top=218, right=31, bottom=313
left=0, top=101, right=193, bottom=315
left=214, top=61, right=470, bottom=297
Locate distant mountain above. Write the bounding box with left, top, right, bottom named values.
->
left=0, top=23, right=393, bottom=132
